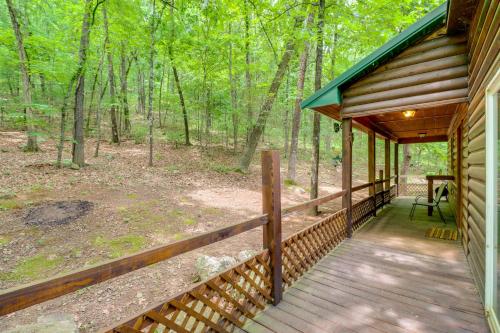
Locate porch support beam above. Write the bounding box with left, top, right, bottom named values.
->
left=368, top=130, right=376, bottom=197
left=394, top=143, right=399, bottom=196
left=385, top=138, right=391, bottom=193
left=398, top=135, right=448, bottom=144
left=342, top=117, right=353, bottom=238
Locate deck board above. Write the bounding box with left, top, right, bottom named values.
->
left=243, top=199, right=489, bottom=333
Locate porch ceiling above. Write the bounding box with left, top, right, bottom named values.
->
left=354, top=103, right=461, bottom=143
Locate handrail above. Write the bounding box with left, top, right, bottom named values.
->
left=282, top=190, right=345, bottom=215
left=0, top=189, right=347, bottom=316
left=425, top=174, right=454, bottom=181
left=0, top=214, right=267, bottom=316
left=351, top=182, right=372, bottom=192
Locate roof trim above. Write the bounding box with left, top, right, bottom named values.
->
left=301, top=2, right=448, bottom=110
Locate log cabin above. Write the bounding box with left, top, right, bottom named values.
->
left=0, top=0, right=498, bottom=332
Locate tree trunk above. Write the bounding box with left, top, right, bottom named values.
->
left=287, top=31, right=312, bottom=180
left=102, top=5, right=120, bottom=144
left=402, top=144, right=411, bottom=186
left=228, top=23, right=238, bottom=152
left=120, top=43, right=131, bottom=134
left=6, top=0, right=38, bottom=151
left=310, top=0, right=325, bottom=216
left=86, top=50, right=105, bottom=136
left=94, top=69, right=106, bottom=157
left=72, top=0, right=93, bottom=167
left=244, top=0, right=252, bottom=143
left=283, top=71, right=290, bottom=158
left=239, top=15, right=304, bottom=171
left=147, top=0, right=156, bottom=167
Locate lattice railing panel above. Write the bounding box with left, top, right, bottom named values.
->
left=390, top=184, right=396, bottom=199
left=109, top=250, right=272, bottom=333
left=375, top=191, right=384, bottom=208
left=399, top=183, right=427, bottom=196
left=383, top=189, right=390, bottom=203
left=281, top=209, right=347, bottom=288
left=352, top=197, right=374, bottom=230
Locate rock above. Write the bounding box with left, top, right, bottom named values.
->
left=195, top=255, right=237, bottom=281
left=70, top=163, right=80, bottom=170
left=292, top=186, right=306, bottom=195
left=4, top=313, right=77, bottom=333
left=237, top=250, right=256, bottom=262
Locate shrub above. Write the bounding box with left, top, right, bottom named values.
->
left=131, top=125, right=148, bottom=144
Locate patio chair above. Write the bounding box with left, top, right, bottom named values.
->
left=409, top=182, right=447, bottom=223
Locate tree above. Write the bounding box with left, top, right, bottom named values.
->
left=147, top=0, right=157, bottom=167
left=169, top=1, right=190, bottom=146
left=102, top=4, right=120, bottom=144
left=72, top=0, right=94, bottom=167
left=309, top=0, right=325, bottom=216
left=5, top=0, right=38, bottom=151
left=239, top=13, right=306, bottom=171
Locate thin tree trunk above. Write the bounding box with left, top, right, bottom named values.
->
left=283, top=71, right=290, bottom=158
left=120, top=43, right=131, bottom=134
left=147, top=0, right=156, bottom=167
left=57, top=79, right=76, bottom=168
left=94, top=69, right=106, bottom=157
left=102, top=5, right=120, bottom=144
left=287, top=33, right=312, bottom=180
left=6, top=0, right=38, bottom=151
left=86, top=51, right=105, bottom=135
left=228, top=23, right=238, bottom=152
left=402, top=144, right=411, bottom=186
left=72, top=0, right=93, bottom=167
left=158, top=49, right=166, bottom=129
left=310, top=0, right=325, bottom=215
left=239, top=15, right=305, bottom=171
left=244, top=0, right=252, bottom=143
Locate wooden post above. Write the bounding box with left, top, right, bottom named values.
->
left=427, top=177, right=434, bottom=216
left=261, top=150, right=282, bottom=305
left=379, top=169, right=384, bottom=206
left=385, top=139, right=390, bottom=192
left=394, top=143, right=399, bottom=196
left=368, top=130, right=376, bottom=196
left=342, top=118, right=353, bottom=238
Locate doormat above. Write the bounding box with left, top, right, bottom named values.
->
left=425, top=227, right=458, bottom=241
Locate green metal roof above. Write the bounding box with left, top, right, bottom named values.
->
left=301, top=2, right=448, bottom=110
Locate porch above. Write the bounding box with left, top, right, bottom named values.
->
left=243, top=198, right=489, bottom=333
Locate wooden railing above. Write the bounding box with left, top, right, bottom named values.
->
left=0, top=150, right=398, bottom=333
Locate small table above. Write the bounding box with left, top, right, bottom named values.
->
left=426, top=175, right=454, bottom=216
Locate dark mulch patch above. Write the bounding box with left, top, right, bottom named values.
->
left=24, top=200, right=94, bottom=226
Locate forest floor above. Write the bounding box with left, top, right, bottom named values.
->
left=0, top=130, right=368, bottom=332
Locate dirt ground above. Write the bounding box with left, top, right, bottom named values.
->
left=0, top=131, right=367, bottom=332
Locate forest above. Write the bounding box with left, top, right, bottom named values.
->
left=0, top=0, right=446, bottom=177
left=0, top=0, right=451, bottom=331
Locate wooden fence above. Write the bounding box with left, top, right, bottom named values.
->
left=0, top=151, right=398, bottom=333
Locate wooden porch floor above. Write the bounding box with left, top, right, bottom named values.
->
left=242, top=198, right=489, bottom=333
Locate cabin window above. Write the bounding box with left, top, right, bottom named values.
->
left=485, top=68, right=500, bottom=330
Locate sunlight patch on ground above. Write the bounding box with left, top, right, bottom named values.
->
left=187, top=187, right=301, bottom=215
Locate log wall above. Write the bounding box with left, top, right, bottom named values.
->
left=342, top=35, right=469, bottom=117
left=460, top=0, right=499, bottom=302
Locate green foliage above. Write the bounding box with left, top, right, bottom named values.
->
left=131, top=125, right=148, bottom=144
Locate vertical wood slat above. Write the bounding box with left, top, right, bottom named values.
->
left=342, top=118, right=353, bottom=238
left=368, top=130, right=376, bottom=197
left=428, top=177, right=434, bottom=216
left=261, top=150, right=283, bottom=306
left=385, top=139, right=391, bottom=194
left=394, top=143, right=399, bottom=196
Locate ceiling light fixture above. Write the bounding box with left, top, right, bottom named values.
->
left=402, top=110, right=416, bottom=118
left=418, top=132, right=426, bottom=138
